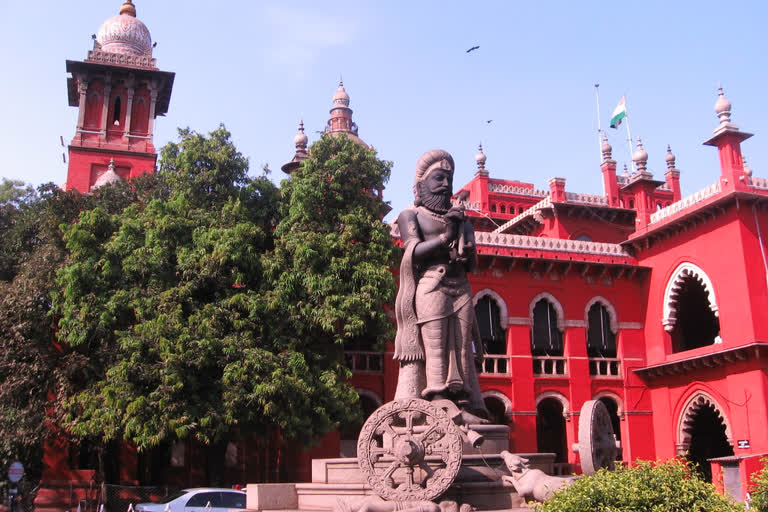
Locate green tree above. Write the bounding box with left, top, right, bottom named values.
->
left=535, top=459, right=742, bottom=512
left=750, top=457, right=768, bottom=511
left=0, top=183, right=91, bottom=485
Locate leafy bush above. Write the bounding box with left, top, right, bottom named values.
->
left=750, top=457, right=768, bottom=511
left=535, top=459, right=742, bottom=512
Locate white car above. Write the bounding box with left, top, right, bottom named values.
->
left=135, top=488, right=246, bottom=512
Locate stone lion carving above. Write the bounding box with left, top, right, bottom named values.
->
left=500, top=451, right=576, bottom=502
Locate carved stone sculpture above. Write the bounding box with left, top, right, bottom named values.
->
left=393, top=150, right=487, bottom=419
left=500, top=451, right=576, bottom=502
left=336, top=497, right=472, bottom=512
left=357, top=398, right=463, bottom=501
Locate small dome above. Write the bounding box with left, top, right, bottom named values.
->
left=96, top=1, right=152, bottom=56
left=665, top=145, right=676, bottom=168
left=633, top=139, right=648, bottom=164
left=475, top=144, right=487, bottom=166
left=294, top=121, right=308, bottom=148
left=743, top=157, right=753, bottom=177
left=92, top=160, right=123, bottom=190
left=332, top=80, right=350, bottom=107
left=714, top=86, right=731, bottom=115
left=601, top=134, right=612, bottom=161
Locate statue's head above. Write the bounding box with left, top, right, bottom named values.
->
left=414, top=149, right=455, bottom=213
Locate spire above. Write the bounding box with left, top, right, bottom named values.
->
left=475, top=143, right=487, bottom=173
left=632, top=137, right=648, bottom=173
left=601, top=133, right=613, bottom=162
left=714, top=84, right=732, bottom=127
left=119, top=0, right=136, bottom=17
left=665, top=144, right=676, bottom=170
left=294, top=120, right=308, bottom=151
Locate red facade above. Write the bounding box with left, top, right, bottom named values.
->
left=43, top=1, right=767, bottom=508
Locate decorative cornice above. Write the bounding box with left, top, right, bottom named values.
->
left=475, top=231, right=632, bottom=257
left=488, top=183, right=547, bottom=196
left=649, top=182, right=722, bottom=224
left=86, top=49, right=157, bottom=70
left=633, top=343, right=767, bottom=380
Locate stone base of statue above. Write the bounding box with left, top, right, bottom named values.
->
left=245, top=399, right=618, bottom=512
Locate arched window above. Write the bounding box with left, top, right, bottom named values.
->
left=531, top=298, right=563, bottom=356
left=587, top=302, right=616, bottom=358
left=664, top=264, right=720, bottom=352
left=500, top=204, right=506, bottom=214
left=475, top=295, right=505, bottom=355
left=597, top=396, right=622, bottom=460
left=490, top=204, right=497, bottom=213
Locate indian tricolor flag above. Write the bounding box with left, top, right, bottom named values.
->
left=610, top=97, right=627, bottom=129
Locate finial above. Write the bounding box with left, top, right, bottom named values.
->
left=119, top=0, right=136, bottom=17
left=623, top=163, right=630, bottom=177
left=332, top=80, right=350, bottom=107
left=108, top=158, right=116, bottom=171
left=601, top=133, right=613, bottom=161
left=475, top=143, right=487, bottom=171
left=633, top=137, right=648, bottom=173
left=294, top=120, right=308, bottom=150
left=714, top=84, right=732, bottom=125
left=665, top=144, right=676, bottom=170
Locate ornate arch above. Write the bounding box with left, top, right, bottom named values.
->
left=474, top=288, right=509, bottom=329
left=663, top=263, right=718, bottom=332
left=529, top=292, right=565, bottom=332
left=584, top=296, right=619, bottom=334
left=482, top=390, right=513, bottom=421
left=676, top=391, right=733, bottom=455
left=355, top=388, right=383, bottom=408
left=593, top=391, right=624, bottom=418
left=536, top=391, right=569, bottom=419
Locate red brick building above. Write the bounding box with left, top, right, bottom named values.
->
left=53, top=0, right=767, bottom=507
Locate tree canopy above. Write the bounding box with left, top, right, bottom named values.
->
left=51, top=127, right=396, bottom=452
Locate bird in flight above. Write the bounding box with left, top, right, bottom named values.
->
left=466, top=45, right=480, bottom=53
left=486, top=120, right=493, bottom=124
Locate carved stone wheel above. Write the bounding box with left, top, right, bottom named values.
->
left=578, top=400, right=619, bottom=475
left=357, top=398, right=463, bottom=501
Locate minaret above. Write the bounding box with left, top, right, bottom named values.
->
left=664, top=145, right=681, bottom=201
left=600, top=134, right=619, bottom=207
left=64, top=0, right=175, bottom=193
left=703, top=86, right=753, bottom=190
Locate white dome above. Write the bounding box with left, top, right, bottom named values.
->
left=96, top=2, right=152, bottom=56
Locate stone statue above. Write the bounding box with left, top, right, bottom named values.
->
left=500, top=451, right=576, bottom=503
left=394, top=149, right=487, bottom=420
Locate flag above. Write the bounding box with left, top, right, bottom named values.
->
left=610, top=97, right=627, bottom=129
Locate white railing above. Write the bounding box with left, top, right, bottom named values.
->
left=533, top=356, right=567, bottom=376
left=649, top=182, right=722, bottom=224
left=345, top=351, right=384, bottom=373
left=494, top=196, right=552, bottom=233
left=488, top=183, right=548, bottom=197
left=564, top=192, right=608, bottom=205
left=475, top=231, right=632, bottom=257
left=588, top=358, right=621, bottom=378
left=481, top=354, right=511, bottom=375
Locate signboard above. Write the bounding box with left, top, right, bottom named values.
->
left=8, top=461, right=24, bottom=482
left=738, top=439, right=750, bottom=449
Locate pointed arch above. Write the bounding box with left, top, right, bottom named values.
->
left=529, top=292, right=565, bottom=332
left=474, top=288, right=508, bottom=329
left=593, top=390, right=624, bottom=418
left=663, top=263, right=718, bottom=332
left=584, top=296, right=618, bottom=333
left=676, top=391, right=733, bottom=454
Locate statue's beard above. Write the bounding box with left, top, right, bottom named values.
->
left=418, top=184, right=452, bottom=214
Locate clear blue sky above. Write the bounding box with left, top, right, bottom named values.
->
left=1, top=1, right=766, bottom=220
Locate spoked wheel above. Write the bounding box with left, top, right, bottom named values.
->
left=577, top=400, right=619, bottom=475
left=357, top=398, right=463, bottom=500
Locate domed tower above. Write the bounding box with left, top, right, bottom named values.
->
left=325, top=80, right=367, bottom=146
left=64, top=0, right=175, bottom=193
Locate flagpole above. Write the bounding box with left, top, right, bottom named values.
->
left=624, top=95, right=635, bottom=172
left=595, top=84, right=605, bottom=194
